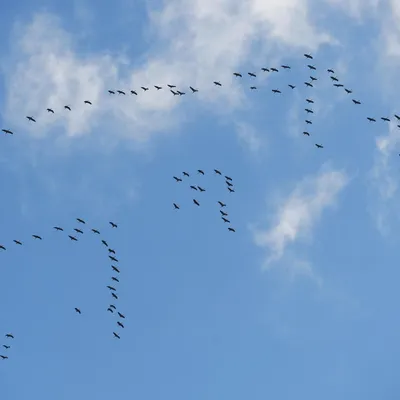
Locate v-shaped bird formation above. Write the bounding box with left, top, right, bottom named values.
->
left=172, top=168, right=236, bottom=233
left=0, top=218, right=126, bottom=361
left=2, top=52, right=400, bottom=152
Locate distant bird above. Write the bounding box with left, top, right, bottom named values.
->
left=315, top=144, right=323, bottom=149
left=171, top=90, right=178, bottom=96
left=167, top=85, right=176, bottom=88
left=248, top=72, right=256, bottom=77
left=190, top=185, right=198, bottom=190
left=64, top=105, right=71, bottom=111
left=222, top=217, right=230, bottom=223
left=182, top=172, right=190, bottom=177
left=0, top=245, right=6, bottom=251
left=108, top=90, right=115, bottom=94
left=288, top=84, right=296, bottom=89
left=47, top=108, right=54, bottom=113
left=177, top=91, right=185, bottom=95
left=154, top=86, right=162, bottom=90
left=228, top=188, right=235, bottom=193
left=0, top=356, right=8, bottom=360
left=109, top=256, right=118, bottom=262
left=117, top=90, right=126, bottom=95
left=109, top=221, right=117, bottom=228
left=197, top=186, right=205, bottom=192
left=13, top=240, right=22, bottom=245
left=334, top=83, right=344, bottom=87
left=344, top=88, right=352, bottom=94
left=226, top=181, right=233, bottom=187
left=218, top=201, right=226, bottom=207
left=310, top=76, right=317, bottom=81
left=77, top=218, right=85, bottom=224
left=112, top=266, right=120, bottom=273
left=225, top=176, right=232, bottom=181
left=113, top=332, right=120, bottom=339
left=5, top=334, right=14, bottom=339
left=272, top=89, right=281, bottom=94
left=2, top=345, right=10, bottom=349
left=141, top=87, right=149, bottom=91
left=102, top=240, right=108, bottom=247
left=352, top=99, right=361, bottom=105
left=118, top=312, right=125, bottom=319
left=270, top=68, right=279, bottom=72
left=107, top=308, right=114, bottom=313
left=304, top=54, right=313, bottom=59
left=214, top=81, right=222, bottom=86
left=108, top=249, right=116, bottom=254
left=193, top=199, right=200, bottom=206
left=261, top=67, right=269, bottom=72
left=198, top=169, right=205, bottom=175
left=173, top=203, right=180, bottom=210
left=190, top=86, right=198, bottom=93
left=111, top=277, right=119, bottom=282
left=228, top=227, right=236, bottom=232
left=394, top=114, right=400, bottom=120
left=214, top=169, right=222, bottom=175
left=54, top=226, right=63, bottom=231
left=32, top=235, right=42, bottom=240
left=306, top=98, right=314, bottom=103
left=26, top=116, right=36, bottom=122
left=117, top=321, right=125, bottom=328
left=75, top=308, right=81, bottom=314
left=110, top=305, right=116, bottom=310
left=304, top=82, right=313, bottom=87
left=307, top=65, right=316, bottom=70
left=327, top=69, right=335, bottom=73
left=303, top=131, right=310, bottom=136
left=305, top=120, right=312, bottom=124
left=2, top=129, right=13, bottom=135
left=112, top=293, right=118, bottom=300
left=220, top=210, right=228, bottom=216
left=173, top=176, right=183, bottom=182
left=68, top=235, right=78, bottom=241
left=107, top=285, right=116, bottom=291
left=250, top=86, right=257, bottom=90
left=330, top=76, right=339, bottom=82
left=131, top=90, right=137, bottom=95
left=84, top=100, right=92, bottom=105
left=91, top=229, right=100, bottom=234
left=281, top=65, right=291, bottom=69
left=74, top=228, right=83, bottom=234
left=381, top=117, right=391, bottom=122
left=367, top=117, right=376, bottom=122
left=305, top=109, right=314, bottom=114
left=233, top=72, right=242, bottom=77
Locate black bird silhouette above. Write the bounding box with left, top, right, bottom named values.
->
left=91, top=229, right=100, bottom=234
left=220, top=210, right=228, bottom=216
left=26, top=116, right=36, bottom=122
left=226, top=181, right=233, bottom=187
left=270, top=68, right=279, bottom=72
left=307, top=65, right=316, bottom=70
left=32, top=235, right=42, bottom=240
left=305, top=109, right=314, bottom=114
left=109, top=256, right=118, bottom=262
left=170, top=90, right=179, bottom=95
left=261, top=67, right=269, bottom=72
left=75, top=308, right=81, bottom=314
left=228, top=227, right=236, bottom=232
left=352, top=99, right=361, bottom=105
left=117, top=321, right=125, bottom=328
left=233, top=72, right=242, bottom=77
left=2, top=129, right=13, bottom=135
left=131, top=90, right=137, bottom=95
left=306, top=99, right=314, bottom=103
left=214, top=169, right=222, bottom=175
left=54, top=226, right=63, bottom=231
left=107, top=308, right=114, bottom=313
left=74, top=228, right=83, bottom=234
left=304, top=82, right=313, bottom=87
left=198, top=169, right=205, bottom=175
left=250, top=86, right=257, bottom=90
left=113, top=332, right=120, bottom=339
left=367, top=117, right=376, bottom=122
left=173, top=203, right=180, bottom=210
left=189, top=86, right=198, bottom=93
left=173, top=176, right=183, bottom=182
left=108, top=222, right=117, bottom=229
left=110, top=305, right=116, bottom=310
left=177, top=91, right=185, bottom=95
left=218, top=201, right=226, bottom=207
left=193, top=199, right=200, bottom=206
left=68, top=235, right=78, bottom=241
left=222, top=217, right=230, bottom=223
left=228, top=188, right=235, bottom=193
left=281, top=65, right=291, bottom=69
left=225, top=176, right=232, bottom=181
left=2, top=345, right=10, bottom=349
left=0, top=356, right=8, bottom=360
left=272, top=89, right=281, bottom=94
left=214, top=81, right=222, bottom=86
left=107, top=285, right=116, bottom=291
left=330, top=76, right=339, bottom=82
left=108, top=90, right=115, bottom=94
left=167, top=85, right=176, bottom=88
left=288, top=84, right=296, bottom=89
left=111, top=277, right=119, bottom=282
left=197, top=186, right=205, bottom=192
left=190, top=185, right=198, bottom=191
left=64, top=105, right=71, bottom=111
left=381, top=117, right=390, bottom=122
left=102, top=240, right=108, bottom=247
left=108, top=249, right=116, bottom=254
left=0, top=245, right=6, bottom=251
left=304, top=53, right=313, bottom=59
left=47, top=108, right=54, bottom=113
left=141, top=87, right=149, bottom=91
left=310, top=76, right=317, bottom=81
left=77, top=218, right=85, bottom=224
left=112, top=293, right=118, bottom=300
left=315, top=144, right=323, bottom=149
left=327, top=69, right=335, bottom=73
left=116, top=90, right=126, bottom=95
left=13, top=240, right=22, bottom=245
left=344, top=88, right=352, bottom=94
left=84, top=100, right=92, bottom=105
left=112, top=266, right=120, bottom=273
left=305, top=120, right=312, bottom=124
left=154, top=86, right=162, bottom=90
left=248, top=72, right=256, bottom=77
left=5, top=334, right=14, bottom=339
left=118, top=312, right=125, bottom=319
left=303, top=131, right=310, bottom=136
left=334, top=83, right=344, bottom=87
left=182, top=172, right=190, bottom=177
left=394, top=114, right=400, bottom=120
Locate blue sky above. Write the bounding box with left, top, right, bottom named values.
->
left=1, top=0, right=400, bottom=398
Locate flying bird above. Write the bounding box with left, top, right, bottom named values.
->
left=109, top=221, right=117, bottom=228
left=214, top=169, right=222, bottom=175
left=218, top=201, right=226, bottom=207
left=54, top=226, right=63, bottom=231
left=306, top=99, right=314, bottom=103
left=173, top=176, right=183, bottom=182
left=193, top=199, right=200, bottom=206
left=281, top=65, right=291, bottom=69
left=304, top=82, right=313, bottom=87
left=334, top=83, right=344, bottom=87
left=167, top=84, right=176, bottom=88
left=64, top=105, right=71, bottom=111
left=303, top=131, right=310, bottom=136
left=261, top=67, right=269, bottom=72
left=76, top=218, right=85, bottom=224
left=32, top=235, right=42, bottom=240
left=305, top=109, right=314, bottom=114
left=250, top=86, right=257, bottom=90
left=109, top=256, right=118, bottom=262
left=91, top=229, right=100, bottom=234
left=228, top=188, right=235, bottom=193
left=307, top=65, right=316, bottom=70
left=102, top=240, right=108, bottom=247
left=214, top=81, right=222, bottom=86
left=183, top=172, right=190, bottom=177
left=84, top=100, right=92, bottom=105
left=118, top=312, right=125, bottom=319
left=154, top=86, right=162, bottom=90
left=310, top=76, right=317, bottom=81
left=2, top=345, right=10, bottom=349
left=270, top=68, right=279, bottom=72
left=108, top=90, right=115, bottom=94
left=330, top=76, right=339, bottom=82
left=304, top=54, right=313, bottom=59
left=68, top=235, right=78, bottom=241
left=272, top=89, right=281, bottom=94
left=47, top=108, right=54, bottom=113
left=0, top=245, right=6, bottom=251
left=367, top=117, right=376, bottom=122
left=233, top=72, right=242, bottom=77
left=220, top=210, right=228, bottom=216
left=248, top=72, right=256, bottom=77
left=305, top=120, right=312, bottom=124
left=344, top=88, right=352, bottom=94
left=288, top=84, right=296, bottom=89
left=0, top=356, right=8, bottom=360
left=190, top=86, right=198, bottom=93
left=75, top=308, right=81, bottom=314
left=141, top=87, right=149, bottom=91
left=112, top=266, right=120, bottom=273
left=197, top=186, right=205, bottom=192
left=113, top=332, right=120, bottom=339
left=131, top=90, right=137, bottom=95
left=5, top=334, right=14, bottom=339
left=112, top=293, right=118, bottom=300
left=381, top=117, right=390, bottom=122
left=352, top=99, right=361, bottom=105
left=111, top=277, right=120, bottom=282
left=315, top=144, right=323, bottom=149
left=13, top=240, right=22, bottom=245
left=222, top=217, right=230, bottom=223
left=198, top=169, right=205, bottom=175
left=108, top=249, right=116, bottom=254
left=173, top=203, right=180, bottom=210
left=107, top=285, right=116, bottom=291
left=228, top=227, right=236, bottom=232
left=74, top=228, right=83, bottom=234
left=26, top=116, right=36, bottom=122
left=327, top=69, right=335, bottom=73
left=2, top=129, right=13, bottom=135
left=117, top=321, right=125, bottom=328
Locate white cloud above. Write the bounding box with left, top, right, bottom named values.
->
left=1, top=0, right=336, bottom=144
left=236, top=122, right=263, bottom=154
left=252, top=166, right=348, bottom=272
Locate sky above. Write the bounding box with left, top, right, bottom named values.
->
left=1, top=0, right=400, bottom=398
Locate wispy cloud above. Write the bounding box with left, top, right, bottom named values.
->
left=236, top=122, right=264, bottom=154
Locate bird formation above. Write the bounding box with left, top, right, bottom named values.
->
left=1, top=219, right=126, bottom=342
left=0, top=333, right=14, bottom=360
left=3, top=52, right=399, bottom=151
left=172, top=169, right=236, bottom=233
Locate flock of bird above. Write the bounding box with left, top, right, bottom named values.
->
left=1, top=333, right=14, bottom=360
left=172, top=169, right=236, bottom=232
left=2, top=52, right=400, bottom=150
left=1, top=219, right=126, bottom=361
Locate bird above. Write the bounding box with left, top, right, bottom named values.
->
left=197, top=186, right=206, bottom=192
left=54, top=226, right=63, bottom=231
left=91, top=229, right=100, bottom=234
left=310, top=76, right=317, bottom=81
left=198, top=169, right=205, bottom=175
left=32, top=235, right=42, bottom=240
left=190, top=86, right=198, bottom=93
left=108, top=90, right=115, bottom=94
left=64, top=105, right=71, bottom=111
left=270, top=68, right=279, bottom=72
left=225, top=176, right=232, bottom=181
left=26, top=116, right=36, bottom=122
left=330, top=76, right=339, bottom=82
left=110, top=305, right=116, bottom=310
left=117, top=321, right=125, bottom=328
left=250, top=86, right=257, bottom=90
left=173, top=176, right=182, bottom=182
left=2, top=345, right=10, bottom=349
left=107, top=285, right=116, bottom=291
left=213, top=81, right=222, bottom=86
left=112, top=293, right=118, bottom=300
left=327, top=69, right=335, bottom=73
left=154, top=86, right=162, bottom=90
left=131, top=90, right=137, bottom=95
left=248, top=72, right=256, bottom=77
left=74, top=228, right=83, bottom=234
left=226, top=181, right=233, bottom=187
left=84, top=100, right=92, bottom=105
left=141, top=87, right=149, bottom=91
left=367, top=117, right=376, bottom=122
left=394, top=114, right=400, bottom=120
left=305, top=120, right=312, bottom=124
left=102, top=240, right=108, bottom=247
left=177, top=91, right=185, bottom=95
left=68, top=235, right=78, bottom=241
left=220, top=210, right=228, bottom=216
left=109, top=256, right=118, bottom=262
left=75, top=308, right=81, bottom=314
left=107, top=308, right=114, bottom=313
left=190, top=185, right=198, bottom=190
left=113, top=332, right=120, bottom=339
left=233, top=72, right=242, bottom=77
left=306, top=99, right=314, bottom=104
left=108, top=249, right=116, bottom=254
left=304, top=53, right=313, bottom=59
left=12, top=240, right=22, bottom=246
left=182, top=172, right=190, bottom=177
left=228, top=227, right=236, bottom=232
left=334, top=83, right=344, bottom=87
left=261, top=67, right=270, bottom=72
left=0, top=356, right=8, bottom=360
left=222, top=217, right=230, bottom=223
left=173, top=203, right=180, bottom=210
left=0, top=245, right=6, bottom=251
left=303, top=131, right=310, bottom=136
left=228, top=188, right=235, bottom=193
left=77, top=218, right=85, bottom=224
left=170, top=90, right=179, bottom=96
left=214, top=169, right=222, bottom=175
left=193, top=199, right=200, bottom=206
left=111, top=277, right=119, bottom=282
left=288, top=84, right=296, bottom=89
left=5, top=334, right=14, bottom=339
left=344, top=88, right=352, bottom=94
left=117, top=90, right=126, bottom=95
left=47, top=108, right=54, bottom=113
left=118, top=312, right=125, bottom=319
left=304, top=82, right=313, bottom=87
left=109, top=221, right=118, bottom=228
left=272, top=89, right=281, bottom=94
left=315, top=144, right=323, bottom=149
left=381, top=117, right=391, bottom=122
left=281, top=65, right=291, bottom=69
left=112, top=266, right=120, bottom=273
left=218, top=201, right=226, bottom=207
left=307, top=65, right=316, bottom=70
left=352, top=99, right=361, bottom=105
left=2, top=129, right=13, bottom=135
left=305, top=109, right=314, bottom=114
